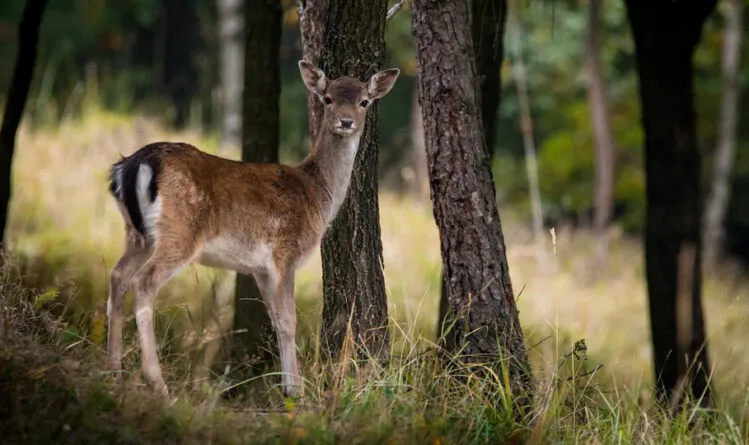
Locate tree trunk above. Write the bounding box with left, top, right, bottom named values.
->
left=437, top=0, right=508, bottom=341
left=704, top=0, right=743, bottom=267
left=472, top=0, right=506, bottom=162
left=507, top=4, right=547, bottom=273
left=409, top=86, right=428, bottom=198
left=585, top=0, right=616, bottom=270
left=0, top=0, right=48, bottom=247
left=318, top=0, right=390, bottom=362
left=298, top=0, right=327, bottom=143
left=231, top=0, right=282, bottom=371
left=162, top=0, right=199, bottom=129
left=412, top=0, right=532, bottom=412
left=624, top=0, right=717, bottom=408
left=217, top=0, right=244, bottom=149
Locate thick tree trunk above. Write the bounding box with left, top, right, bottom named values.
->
left=162, top=0, right=199, bottom=129
left=298, top=0, right=327, bottom=142
left=624, top=0, right=717, bottom=408
left=0, top=0, right=48, bottom=247
left=437, top=0, right=508, bottom=341
left=217, top=0, right=244, bottom=149
left=412, top=0, right=532, bottom=412
left=585, top=0, right=616, bottom=269
left=232, top=0, right=282, bottom=370
left=704, top=0, right=743, bottom=267
left=318, top=0, right=390, bottom=362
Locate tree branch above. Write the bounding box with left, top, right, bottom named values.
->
left=386, top=0, right=404, bottom=21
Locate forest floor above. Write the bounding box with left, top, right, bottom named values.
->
left=2, top=112, right=749, bottom=443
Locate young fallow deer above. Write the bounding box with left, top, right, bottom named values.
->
left=106, top=60, right=399, bottom=397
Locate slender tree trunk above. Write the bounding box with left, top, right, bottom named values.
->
left=317, top=0, right=390, bottom=362
left=162, top=0, right=199, bottom=129
left=0, top=0, right=48, bottom=247
left=437, top=0, right=508, bottom=341
left=704, top=0, right=743, bottom=267
left=409, top=86, right=428, bottom=198
left=232, top=0, right=282, bottom=370
left=508, top=3, right=547, bottom=272
left=585, top=0, right=616, bottom=269
left=298, top=0, right=327, bottom=142
left=217, top=0, right=244, bottom=149
left=412, top=0, right=532, bottom=413
left=624, top=0, right=717, bottom=408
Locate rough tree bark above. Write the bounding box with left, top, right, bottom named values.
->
left=704, top=0, right=743, bottom=267
left=298, top=0, right=327, bottom=144
left=317, top=0, right=391, bottom=361
left=0, top=0, right=48, bottom=247
left=624, top=0, right=717, bottom=408
left=412, top=0, right=532, bottom=411
left=585, top=0, right=616, bottom=269
left=232, top=0, right=282, bottom=370
left=437, top=0, right=508, bottom=340
left=217, top=0, right=244, bottom=149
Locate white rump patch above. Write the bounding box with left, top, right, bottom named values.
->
left=136, top=163, right=162, bottom=240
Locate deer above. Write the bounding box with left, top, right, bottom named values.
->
left=105, top=60, right=399, bottom=398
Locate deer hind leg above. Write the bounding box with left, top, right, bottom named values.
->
left=107, top=229, right=152, bottom=373
left=255, top=268, right=301, bottom=397
left=130, top=237, right=199, bottom=397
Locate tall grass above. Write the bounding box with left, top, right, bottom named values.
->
left=2, top=109, right=749, bottom=443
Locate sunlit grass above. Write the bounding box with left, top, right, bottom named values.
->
left=2, top=109, right=749, bottom=442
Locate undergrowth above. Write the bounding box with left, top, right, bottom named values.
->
left=1, top=266, right=747, bottom=444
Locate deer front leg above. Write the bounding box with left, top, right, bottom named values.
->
left=275, top=272, right=301, bottom=396
left=256, top=268, right=301, bottom=397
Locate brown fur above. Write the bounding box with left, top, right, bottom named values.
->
left=105, top=60, right=399, bottom=398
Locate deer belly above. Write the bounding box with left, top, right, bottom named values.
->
left=196, top=237, right=274, bottom=274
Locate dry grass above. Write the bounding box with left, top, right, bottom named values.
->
left=2, top=110, right=749, bottom=443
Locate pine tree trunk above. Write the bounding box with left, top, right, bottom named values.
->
left=318, top=0, right=390, bottom=362
left=232, top=0, right=282, bottom=370
left=437, top=0, right=508, bottom=341
left=0, top=0, right=48, bottom=247
left=585, top=0, right=616, bottom=270
left=704, top=0, right=743, bottom=267
left=217, top=0, right=244, bottom=149
left=412, top=0, right=532, bottom=412
left=298, top=0, right=327, bottom=143
left=624, top=0, right=717, bottom=408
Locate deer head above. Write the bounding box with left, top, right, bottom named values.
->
left=298, top=60, right=400, bottom=137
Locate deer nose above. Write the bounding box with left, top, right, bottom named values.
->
left=340, top=118, right=353, bottom=129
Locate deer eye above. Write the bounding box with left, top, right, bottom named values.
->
left=324, top=96, right=332, bottom=105
left=360, top=99, right=370, bottom=108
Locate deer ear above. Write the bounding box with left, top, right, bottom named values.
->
left=367, top=68, right=400, bottom=100
left=298, top=60, right=327, bottom=98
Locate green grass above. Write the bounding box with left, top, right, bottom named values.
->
left=1, top=110, right=749, bottom=443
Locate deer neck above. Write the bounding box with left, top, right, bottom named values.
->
left=299, top=128, right=361, bottom=226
